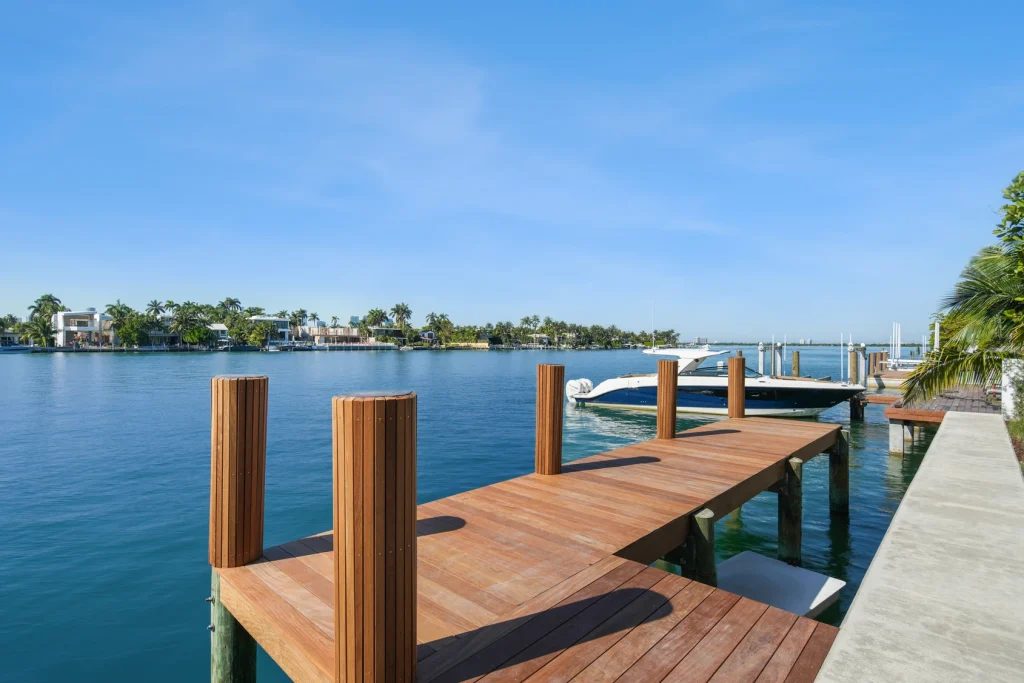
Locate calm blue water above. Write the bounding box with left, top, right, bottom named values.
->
left=0, top=346, right=926, bottom=681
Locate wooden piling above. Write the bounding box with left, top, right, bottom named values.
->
left=693, top=509, right=717, bottom=587
left=791, top=351, right=800, bottom=377
left=209, top=374, right=267, bottom=683
left=535, top=364, right=565, bottom=474
left=850, top=395, right=865, bottom=420
left=656, top=359, right=678, bottom=439
left=778, top=457, right=803, bottom=565
left=332, top=391, right=418, bottom=683
left=211, top=571, right=256, bottom=683
left=829, top=430, right=850, bottom=516
left=728, top=356, right=746, bottom=418
left=869, top=352, right=877, bottom=375
left=736, top=350, right=743, bottom=357
left=209, top=375, right=269, bottom=568
left=849, top=351, right=858, bottom=385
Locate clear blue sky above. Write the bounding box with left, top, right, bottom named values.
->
left=2, top=1, right=1021, bottom=341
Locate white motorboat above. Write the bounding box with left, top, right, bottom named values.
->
left=566, top=346, right=864, bottom=417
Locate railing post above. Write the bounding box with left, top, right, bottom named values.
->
left=728, top=356, right=746, bottom=419
left=693, top=509, right=717, bottom=587
left=829, top=430, right=850, bottom=516
left=535, top=364, right=565, bottom=474
left=657, top=359, right=678, bottom=439
left=778, top=457, right=803, bottom=565
left=332, top=391, right=418, bottom=683
left=791, top=351, right=800, bottom=377
left=209, top=375, right=268, bottom=683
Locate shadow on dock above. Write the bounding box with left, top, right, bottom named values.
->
left=417, top=515, right=467, bottom=537
left=561, top=455, right=659, bottom=472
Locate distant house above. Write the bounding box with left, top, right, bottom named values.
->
left=249, top=315, right=291, bottom=344
left=209, top=323, right=229, bottom=343
left=419, top=330, right=436, bottom=341
left=53, top=308, right=114, bottom=346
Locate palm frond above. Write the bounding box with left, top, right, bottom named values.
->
left=902, top=346, right=1009, bottom=405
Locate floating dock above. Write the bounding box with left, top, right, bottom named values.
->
left=207, top=361, right=849, bottom=682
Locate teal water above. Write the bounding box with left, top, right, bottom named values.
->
left=0, top=346, right=926, bottom=681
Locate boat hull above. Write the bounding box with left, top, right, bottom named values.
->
left=575, top=384, right=860, bottom=417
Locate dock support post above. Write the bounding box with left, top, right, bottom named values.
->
left=758, top=342, right=765, bottom=375
left=778, top=457, right=803, bottom=565
left=849, top=395, right=865, bottom=420
left=869, top=352, right=877, bottom=375
left=656, top=359, right=678, bottom=439
left=728, top=356, right=746, bottom=419
left=829, top=430, right=850, bottom=516
left=211, top=571, right=257, bottom=683
left=332, top=391, right=418, bottom=683
left=791, top=351, right=800, bottom=377
left=858, top=346, right=867, bottom=384
left=774, top=344, right=783, bottom=377
left=848, top=351, right=858, bottom=385
left=209, top=375, right=268, bottom=683
left=693, top=509, right=717, bottom=587
left=889, top=420, right=905, bottom=456
left=535, top=364, right=565, bottom=474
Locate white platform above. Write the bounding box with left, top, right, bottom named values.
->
left=717, top=551, right=845, bottom=618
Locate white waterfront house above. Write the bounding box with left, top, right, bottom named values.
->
left=249, top=315, right=291, bottom=344
left=209, top=323, right=229, bottom=343
left=53, top=308, right=114, bottom=346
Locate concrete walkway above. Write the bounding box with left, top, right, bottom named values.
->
left=817, top=412, right=1024, bottom=682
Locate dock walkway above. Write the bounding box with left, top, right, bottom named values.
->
left=216, top=417, right=841, bottom=682
left=817, top=412, right=1024, bottom=682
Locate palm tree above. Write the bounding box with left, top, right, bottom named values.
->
left=164, top=300, right=178, bottom=312
left=146, top=300, right=165, bottom=317
left=391, top=303, right=412, bottom=328
left=290, top=309, right=308, bottom=331
left=274, top=310, right=288, bottom=318
left=330, top=316, right=340, bottom=328
left=309, top=312, right=319, bottom=327
left=21, top=315, right=55, bottom=346
left=902, top=172, right=1024, bottom=403
left=425, top=312, right=438, bottom=328
left=104, top=300, right=134, bottom=333
left=366, top=308, right=389, bottom=328
left=219, top=297, right=242, bottom=312
left=1, top=314, right=18, bottom=331
left=28, top=294, right=63, bottom=319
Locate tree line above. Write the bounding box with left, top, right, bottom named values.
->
left=2, top=297, right=679, bottom=349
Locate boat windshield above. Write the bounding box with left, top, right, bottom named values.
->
left=680, top=365, right=763, bottom=378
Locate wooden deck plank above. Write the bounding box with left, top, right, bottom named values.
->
left=215, top=418, right=841, bottom=682
left=783, top=623, right=838, bottom=683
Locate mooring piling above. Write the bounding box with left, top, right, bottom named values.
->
left=829, top=430, right=850, bottom=515
left=728, top=356, right=746, bottom=418
left=332, top=390, right=418, bottom=683
left=209, top=374, right=268, bottom=683
left=778, top=457, right=803, bottom=565
left=791, top=350, right=800, bottom=377
left=657, top=359, right=678, bottom=439
left=693, top=508, right=717, bottom=587
left=758, top=342, right=765, bottom=375
left=535, top=364, right=564, bottom=474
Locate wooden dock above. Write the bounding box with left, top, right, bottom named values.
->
left=207, top=364, right=846, bottom=682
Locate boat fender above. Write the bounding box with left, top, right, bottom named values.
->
left=565, top=378, right=594, bottom=401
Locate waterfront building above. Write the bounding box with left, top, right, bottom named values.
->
left=248, top=315, right=291, bottom=343
left=53, top=308, right=114, bottom=347
left=209, top=323, right=229, bottom=343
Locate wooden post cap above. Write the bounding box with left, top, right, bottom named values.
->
left=536, top=365, right=565, bottom=475
left=727, top=356, right=746, bottom=419
left=656, top=359, right=678, bottom=439
left=209, top=375, right=269, bottom=569
left=332, top=391, right=418, bottom=683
